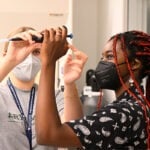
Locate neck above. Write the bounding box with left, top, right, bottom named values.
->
left=9, top=73, right=35, bottom=91
left=115, top=85, right=128, bottom=98
left=115, top=74, right=131, bottom=98
left=115, top=78, right=141, bottom=98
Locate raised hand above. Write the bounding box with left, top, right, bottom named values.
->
left=0, top=29, right=42, bottom=81
left=64, top=45, right=88, bottom=85
left=40, top=26, right=69, bottom=66
left=4, top=29, right=42, bottom=65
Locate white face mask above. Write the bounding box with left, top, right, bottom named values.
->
left=12, top=54, right=41, bottom=81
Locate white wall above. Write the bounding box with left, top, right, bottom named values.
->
left=0, top=0, right=147, bottom=94
left=71, top=0, right=128, bottom=94
left=71, top=0, right=148, bottom=94
left=0, top=0, right=70, bottom=50
left=0, top=0, right=128, bottom=93
left=128, top=0, right=147, bottom=32
left=71, top=0, right=99, bottom=93
left=0, top=0, right=71, bottom=87
left=98, top=0, right=128, bottom=51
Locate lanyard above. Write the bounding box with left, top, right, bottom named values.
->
left=7, top=78, right=35, bottom=150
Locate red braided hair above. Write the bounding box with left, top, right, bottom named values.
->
left=111, top=30, right=150, bottom=149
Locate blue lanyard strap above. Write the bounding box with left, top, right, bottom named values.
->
left=7, top=78, right=35, bottom=150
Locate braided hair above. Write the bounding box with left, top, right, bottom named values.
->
left=110, top=30, right=150, bottom=149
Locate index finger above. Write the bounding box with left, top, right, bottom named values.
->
left=68, top=45, right=88, bottom=63
left=68, top=44, right=78, bottom=52
left=62, top=26, right=68, bottom=40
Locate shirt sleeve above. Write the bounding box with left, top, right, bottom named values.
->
left=66, top=100, right=146, bottom=149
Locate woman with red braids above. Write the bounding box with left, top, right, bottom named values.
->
left=36, top=28, right=150, bottom=150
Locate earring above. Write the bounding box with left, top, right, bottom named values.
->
left=129, top=78, right=134, bottom=87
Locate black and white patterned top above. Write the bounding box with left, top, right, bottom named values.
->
left=66, top=86, right=149, bottom=150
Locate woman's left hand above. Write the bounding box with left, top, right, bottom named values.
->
left=64, top=45, right=88, bottom=85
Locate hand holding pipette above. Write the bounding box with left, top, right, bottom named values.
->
left=0, top=33, right=73, bottom=43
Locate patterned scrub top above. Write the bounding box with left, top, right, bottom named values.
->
left=66, top=86, right=149, bottom=150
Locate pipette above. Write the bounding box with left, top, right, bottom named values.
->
left=0, top=33, right=73, bottom=43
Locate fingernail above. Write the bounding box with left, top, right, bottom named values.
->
left=62, top=25, right=67, bottom=30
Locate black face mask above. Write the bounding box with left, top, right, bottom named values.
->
left=95, top=61, right=122, bottom=90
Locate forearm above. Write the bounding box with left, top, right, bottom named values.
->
left=63, top=82, right=83, bottom=122
left=0, top=57, right=16, bottom=81
left=36, top=63, right=81, bottom=147
left=36, top=63, right=61, bottom=135
left=35, top=28, right=82, bottom=147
